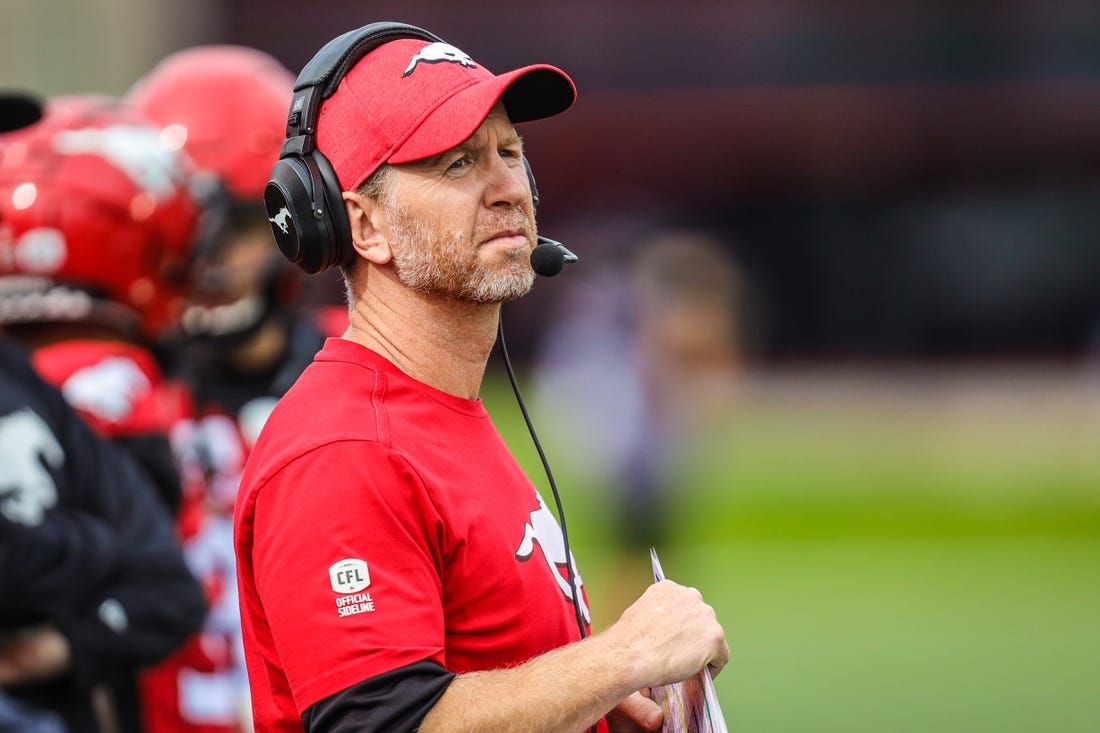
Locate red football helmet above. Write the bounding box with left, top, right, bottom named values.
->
left=0, top=94, right=203, bottom=341
left=126, top=45, right=295, bottom=202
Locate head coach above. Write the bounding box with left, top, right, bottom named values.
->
left=233, top=21, right=729, bottom=733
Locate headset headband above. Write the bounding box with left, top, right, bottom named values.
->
left=284, top=23, right=441, bottom=143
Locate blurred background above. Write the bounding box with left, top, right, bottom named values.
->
left=4, top=1, right=1100, bottom=731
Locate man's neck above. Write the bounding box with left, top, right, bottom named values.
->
left=343, top=278, right=499, bottom=400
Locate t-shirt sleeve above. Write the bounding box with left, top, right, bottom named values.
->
left=250, top=439, right=450, bottom=711
left=301, top=658, right=455, bottom=733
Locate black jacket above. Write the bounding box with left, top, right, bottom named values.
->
left=0, top=336, right=207, bottom=732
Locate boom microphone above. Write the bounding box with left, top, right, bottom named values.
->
left=530, top=236, right=579, bottom=278
left=531, top=241, right=565, bottom=277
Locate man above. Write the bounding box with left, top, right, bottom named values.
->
left=126, top=44, right=326, bottom=446
left=0, top=92, right=206, bottom=516
left=125, top=44, right=307, bottom=733
left=234, top=25, right=729, bottom=733
left=1, top=93, right=198, bottom=733
left=0, top=92, right=213, bottom=733
left=0, top=337, right=207, bottom=732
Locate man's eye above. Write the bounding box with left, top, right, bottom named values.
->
left=447, top=157, right=467, bottom=171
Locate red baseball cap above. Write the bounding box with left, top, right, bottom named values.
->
left=316, top=37, right=576, bottom=191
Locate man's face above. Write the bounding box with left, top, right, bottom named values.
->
left=378, top=104, right=537, bottom=303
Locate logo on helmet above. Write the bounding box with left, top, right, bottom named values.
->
left=403, top=42, right=476, bottom=77
left=52, top=125, right=183, bottom=199
left=1, top=227, right=67, bottom=275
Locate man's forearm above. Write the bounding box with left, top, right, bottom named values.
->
left=422, top=579, right=727, bottom=733
left=419, top=629, right=639, bottom=733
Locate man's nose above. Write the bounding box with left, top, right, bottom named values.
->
left=483, top=156, right=528, bottom=208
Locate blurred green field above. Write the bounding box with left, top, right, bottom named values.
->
left=483, top=363, right=1100, bottom=733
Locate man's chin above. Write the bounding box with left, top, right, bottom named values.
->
left=461, top=269, right=535, bottom=304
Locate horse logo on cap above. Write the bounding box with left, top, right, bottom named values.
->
left=403, top=42, right=477, bottom=77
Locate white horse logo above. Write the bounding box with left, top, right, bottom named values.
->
left=269, top=207, right=292, bottom=235
left=61, top=356, right=151, bottom=424
left=515, top=493, right=590, bottom=623
left=0, top=408, right=62, bottom=526
left=54, top=125, right=182, bottom=199
left=403, top=42, right=476, bottom=77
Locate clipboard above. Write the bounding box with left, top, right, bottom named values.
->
left=648, top=548, right=729, bottom=733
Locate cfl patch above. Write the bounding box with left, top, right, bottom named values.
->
left=329, top=558, right=375, bottom=617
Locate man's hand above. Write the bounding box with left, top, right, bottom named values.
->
left=609, top=580, right=730, bottom=689
left=418, top=581, right=728, bottom=733
left=606, top=689, right=663, bottom=732
left=0, top=626, right=72, bottom=686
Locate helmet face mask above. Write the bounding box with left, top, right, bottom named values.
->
left=180, top=210, right=293, bottom=345
left=0, top=94, right=203, bottom=343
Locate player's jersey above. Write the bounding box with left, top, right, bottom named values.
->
left=141, top=408, right=251, bottom=733
left=0, top=337, right=190, bottom=627
left=31, top=339, right=190, bottom=440
left=235, top=338, right=599, bottom=731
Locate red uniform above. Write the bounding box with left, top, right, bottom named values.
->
left=32, top=339, right=249, bottom=733
left=235, top=338, right=600, bottom=731
left=1, top=91, right=246, bottom=733
left=31, top=340, right=189, bottom=441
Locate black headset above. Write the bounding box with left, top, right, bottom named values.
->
left=265, top=22, right=441, bottom=274
left=265, top=21, right=574, bottom=275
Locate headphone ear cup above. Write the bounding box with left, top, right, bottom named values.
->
left=265, top=156, right=318, bottom=272
left=312, top=150, right=353, bottom=269
left=265, top=23, right=443, bottom=275
left=264, top=152, right=352, bottom=274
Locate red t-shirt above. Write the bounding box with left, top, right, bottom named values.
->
left=234, top=338, right=597, bottom=731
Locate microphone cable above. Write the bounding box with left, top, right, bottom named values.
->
left=496, top=312, right=588, bottom=643
left=501, top=238, right=597, bottom=732
left=498, top=313, right=600, bottom=733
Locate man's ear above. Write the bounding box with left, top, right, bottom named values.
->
left=343, top=191, right=393, bottom=265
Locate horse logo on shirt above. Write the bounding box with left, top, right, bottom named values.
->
left=0, top=408, right=62, bottom=526
left=60, top=356, right=151, bottom=423
left=515, top=493, right=591, bottom=623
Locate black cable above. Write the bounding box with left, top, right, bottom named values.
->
left=499, top=313, right=599, bottom=733
left=496, top=314, right=588, bottom=642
